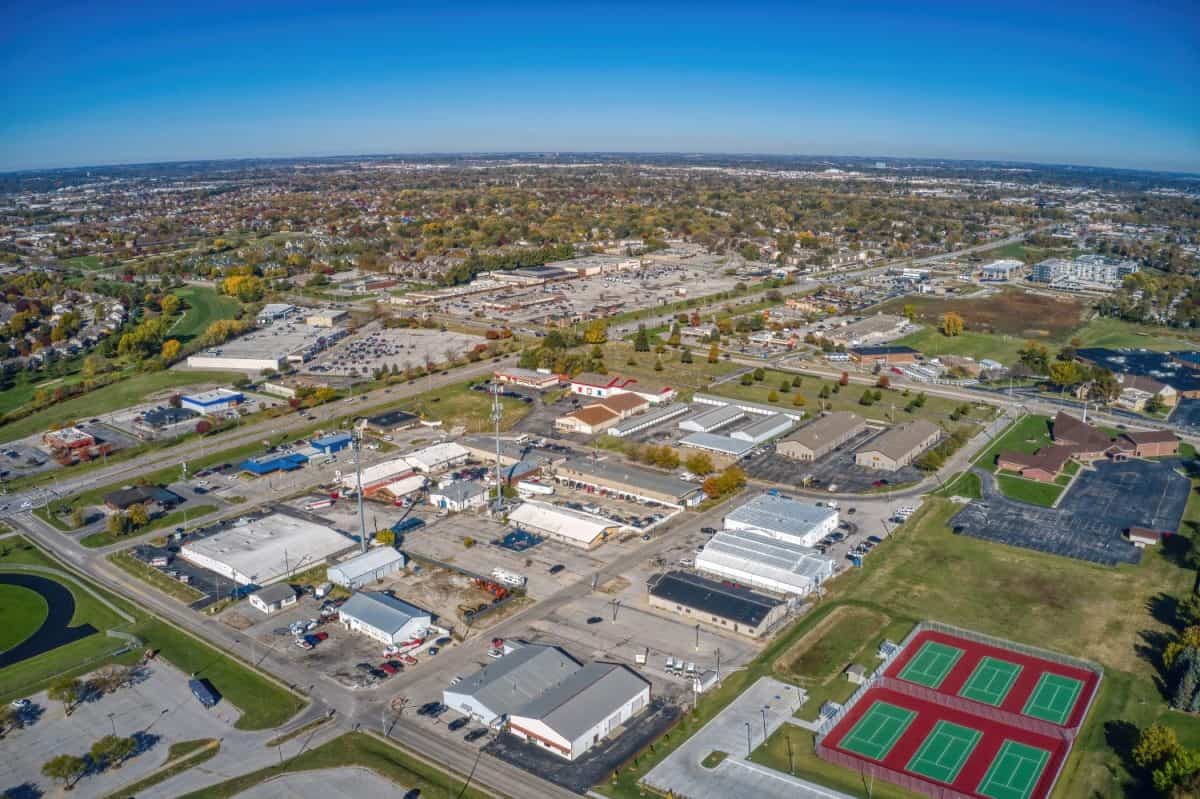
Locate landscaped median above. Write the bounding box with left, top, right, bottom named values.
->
left=99, top=738, right=220, bottom=799
left=108, top=550, right=205, bottom=603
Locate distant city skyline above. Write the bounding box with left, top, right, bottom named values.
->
left=2, top=0, right=1197, bottom=173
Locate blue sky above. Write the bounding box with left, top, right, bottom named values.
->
left=1, top=1, right=1197, bottom=172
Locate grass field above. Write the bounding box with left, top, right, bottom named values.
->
left=974, top=415, right=1053, bottom=468
left=0, top=537, right=304, bottom=729
left=877, top=287, right=1086, bottom=341
left=108, top=551, right=206, bottom=603
left=603, top=341, right=740, bottom=395
left=80, top=504, right=218, bottom=548
left=64, top=254, right=104, bottom=270
left=1073, top=317, right=1200, bottom=352
left=893, top=326, right=1033, bottom=365
left=710, top=368, right=992, bottom=430
left=171, top=286, right=241, bottom=342
left=174, top=732, right=493, bottom=799
left=0, top=370, right=245, bottom=444
left=401, top=379, right=530, bottom=432
left=775, top=605, right=889, bottom=682
left=0, top=583, right=48, bottom=650
left=993, top=474, right=1063, bottom=507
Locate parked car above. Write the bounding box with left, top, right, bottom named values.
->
left=867, top=535, right=883, bottom=544
left=10, top=698, right=30, bottom=709
left=448, top=717, right=469, bottom=731
left=701, top=527, right=717, bottom=535
left=548, top=564, right=565, bottom=574
left=586, top=616, right=603, bottom=624
left=465, top=728, right=488, bottom=743
left=486, top=648, right=504, bottom=659
left=435, top=636, right=452, bottom=646
left=427, top=647, right=440, bottom=656
left=294, top=639, right=314, bottom=650
left=379, top=663, right=398, bottom=676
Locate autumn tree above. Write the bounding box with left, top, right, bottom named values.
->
left=792, top=392, right=806, bottom=407
left=160, top=339, right=181, bottom=361
left=1048, top=360, right=1081, bottom=389
left=939, top=311, right=964, bottom=337
left=582, top=319, right=608, bottom=345
left=633, top=325, right=651, bottom=352
left=127, top=503, right=150, bottom=529
left=48, top=677, right=84, bottom=716
left=684, top=452, right=714, bottom=476
left=707, top=342, right=720, bottom=363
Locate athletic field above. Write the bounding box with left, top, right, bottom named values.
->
left=818, top=628, right=1099, bottom=799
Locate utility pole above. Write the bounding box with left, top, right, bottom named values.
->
left=353, top=425, right=367, bottom=553
left=745, top=721, right=752, bottom=756
left=491, top=384, right=504, bottom=512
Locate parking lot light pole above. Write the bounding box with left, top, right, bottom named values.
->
left=761, top=707, right=768, bottom=742
left=745, top=721, right=751, bottom=756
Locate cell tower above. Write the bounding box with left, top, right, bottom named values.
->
left=352, top=424, right=368, bottom=553
left=491, top=384, right=505, bottom=511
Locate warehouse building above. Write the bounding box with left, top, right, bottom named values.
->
left=181, top=388, right=244, bottom=416
left=507, top=663, right=651, bottom=761
left=730, top=413, right=795, bottom=444
left=724, top=493, right=838, bottom=547
left=776, top=412, right=868, bottom=461
left=240, top=451, right=309, bottom=475
left=344, top=457, right=416, bottom=495
left=429, top=480, right=488, bottom=512
left=679, top=404, right=745, bottom=433
left=854, top=419, right=941, bottom=471
left=648, top=571, right=787, bottom=638
left=555, top=404, right=621, bottom=435
left=312, top=432, right=353, bottom=454
left=376, top=474, right=427, bottom=503
left=404, top=442, right=470, bottom=473
left=257, top=303, right=297, bottom=325
left=679, top=432, right=755, bottom=458
left=506, top=500, right=618, bottom=549
left=607, top=402, right=690, bottom=438
left=691, top=392, right=805, bottom=421
left=444, top=643, right=582, bottom=725
left=180, top=513, right=355, bottom=585
left=327, top=547, right=407, bottom=589
left=362, top=409, right=420, bottom=433
left=493, top=367, right=562, bottom=391
left=338, top=592, right=431, bottom=645
left=305, top=309, right=348, bottom=327
left=248, top=583, right=298, bottom=614
left=554, top=456, right=702, bottom=508
left=696, top=529, right=835, bottom=596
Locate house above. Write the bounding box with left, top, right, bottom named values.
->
left=429, top=480, right=488, bottom=512
left=103, top=485, right=184, bottom=512
left=248, top=583, right=298, bottom=614
left=328, top=547, right=407, bottom=589
left=507, top=663, right=651, bottom=761
left=853, top=420, right=941, bottom=471
left=1127, top=527, right=1166, bottom=548
left=338, top=592, right=431, bottom=645
left=776, top=412, right=867, bottom=461
left=1121, top=374, right=1177, bottom=407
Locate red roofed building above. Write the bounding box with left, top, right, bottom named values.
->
left=1117, top=429, right=1180, bottom=458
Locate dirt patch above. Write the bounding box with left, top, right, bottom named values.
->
left=878, top=288, right=1085, bottom=339
left=774, top=605, right=889, bottom=683
left=598, top=576, right=631, bottom=594
left=221, top=612, right=255, bottom=631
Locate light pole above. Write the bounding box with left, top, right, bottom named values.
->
left=761, top=707, right=768, bottom=742
left=107, top=712, right=116, bottom=737
left=745, top=721, right=752, bottom=756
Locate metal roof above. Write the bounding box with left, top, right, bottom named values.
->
left=328, top=548, right=406, bottom=582
left=855, top=419, right=940, bottom=460
left=679, top=404, right=744, bottom=432
left=650, top=571, right=783, bottom=626
left=679, top=432, right=755, bottom=457
left=780, top=412, right=866, bottom=451
left=250, top=582, right=296, bottom=605
left=730, top=413, right=794, bottom=442
left=507, top=501, right=613, bottom=544
left=608, top=402, right=690, bottom=435
left=338, top=592, right=429, bottom=634
left=448, top=644, right=581, bottom=718
left=432, top=480, right=487, bottom=503
left=725, top=494, right=837, bottom=538
left=691, top=392, right=804, bottom=420
left=511, top=662, right=648, bottom=742
left=697, top=528, right=835, bottom=590
left=560, top=457, right=697, bottom=501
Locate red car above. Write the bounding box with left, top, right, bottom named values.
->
left=313, top=631, right=329, bottom=642
left=401, top=654, right=417, bottom=666
left=379, top=662, right=398, bottom=675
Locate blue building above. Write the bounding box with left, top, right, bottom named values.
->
left=181, top=388, right=245, bottom=415
left=312, top=432, right=353, bottom=454
left=240, top=452, right=309, bottom=475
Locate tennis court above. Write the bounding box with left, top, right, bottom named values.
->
left=1022, top=672, right=1084, bottom=725
left=959, top=657, right=1023, bottom=707
left=906, top=720, right=982, bottom=784
left=838, top=701, right=916, bottom=761
left=976, top=740, right=1050, bottom=799
left=898, top=640, right=964, bottom=689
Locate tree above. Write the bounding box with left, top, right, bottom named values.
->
left=740, top=372, right=754, bottom=386
left=876, top=375, right=890, bottom=389
left=633, top=325, right=651, bottom=352
left=792, top=392, right=806, bottom=407
left=858, top=390, right=875, bottom=406
left=791, top=375, right=802, bottom=387
left=653, top=358, right=663, bottom=372
left=1170, top=644, right=1200, bottom=712
left=374, top=529, right=397, bottom=547
left=938, top=311, right=965, bottom=337
left=1153, top=749, right=1200, bottom=795
left=1048, top=360, right=1081, bottom=389
left=106, top=513, right=128, bottom=537
left=684, top=452, right=714, bottom=476
left=768, top=390, right=780, bottom=403
left=91, top=665, right=132, bottom=696
left=70, top=507, right=86, bottom=528
left=127, top=503, right=150, bottom=529
left=680, top=347, right=693, bottom=364
left=582, top=319, right=608, bottom=345
left=779, top=379, right=792, bottom=393
left=667, top=323, right=682, bottom=347
left=160, top=339, right=181, bottom=361
left=1017, top=341, right=1050, bottom=375
left=707, top=342, right=720, bottom=363
left=47, top=677, right=84, bottom=716
left=819, top=384, right=831, bottom=399
left=1134, top=723, right=1181, bottom=771
left=752, top=368, right=765, bottom=381
left=160, top=294, right=181, bottom=316
left=42, top=754, right=87, bottom=788
left=902, top=304, right=917, bottom=321
left=195, top=419, right=213, bottom=435
left=0, top=703, right=17, bottom=733
left=91, top=734, right=136, bottom=769
left=839, top=372, right=849, bottom=386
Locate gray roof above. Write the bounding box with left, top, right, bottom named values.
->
left=251, top=582, right=296, bottom=605
left=679, top=404, right=744, bottom=432
left=856, top=419, right=941, bottom=461
left=731, top=413, right=795, bottom=442
left=329, top=547, right=405, bottom=581
left=608, top=402, right=690, bottom=435
left=339, top=592, right=429, bottom=634
left=679, top=432, right=755, bottom=456
left=433, top=480, right=487, bottom=503
left=560, top=457, right=698, bottom=501
left=448, top=644, right=581, bottom=718
left=781, top=412, right=866, bottom=451
left=698, top=528, right=836, bottom=587
left=725, top=494, right=837, bottom=538
left=512, top=662, right=648, bottom=741
left=692, top=392, right=804, bottom=420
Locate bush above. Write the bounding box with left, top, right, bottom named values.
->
left=462, top=537, right=475, bottom=548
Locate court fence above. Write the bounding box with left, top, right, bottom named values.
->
left=878, top=676, right=1073, bottom=742
left=815, top=741, right=978, bottom=799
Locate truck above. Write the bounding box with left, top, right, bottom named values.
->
left=314, top=582, right=333, bottom=599
left=391, top=517, right=425, bottom=535
left=188, top=678, right=219, bottom=708
left=305, top=498, right=335, bottom=511
left=516, top=480, right=554, bottom=497
left=490, top=567, right=526, bottom=587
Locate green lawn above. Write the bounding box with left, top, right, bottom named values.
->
left=604, top=341, right=740, bottom=394
left=401, top=379, right=530, bottom=433
left=171, top=286, right=242, bottom=342
left=64, top=254, right=104, bottom=270
left=0, top=583, right=48, bottom=650
left=0, top=370, right=245, bottom=444
left=934, top=470, right=982, bottom=499
left=775, top=606, right=889, bottom=682
left=750, top=725, right=924, bottom=799
left=1073, top=317, right=1200, bottom=352
left=973, top=414, right=1052, bottom=469
left=176, top=732, right=493, bottom=799
left=108, top=551, right=206, bottom=603
left=711, top=368, right=991, bottom=430
left=993, top=474, right=1063, bottom=506
left=0, top=536, right=305, bottom=728
left=893, top=326, right=1031, bottom=365
left=80, top=504, right=218, bottom=548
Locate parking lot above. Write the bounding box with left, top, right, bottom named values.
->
left=951, top=459, right=1191, bottom=565
left=742, top=429, right=926, bottom=494
left=303, top=323, right=486, bottom=378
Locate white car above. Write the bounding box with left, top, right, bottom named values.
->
left=19, top=501, right=31, bottom=510
left=10, top=698, right=30, bottom=709
left=486, top=648, right=504, bottom=659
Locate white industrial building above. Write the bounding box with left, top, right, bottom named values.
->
left=508, top=663, right=651, bottom=761
left=724, top=494, right=839, bottom=547
left=257, top=303, right=298, bottom=325
left=679, top=404, right=745, bottom=433
left=180, top=388, right=244, bottom=415
left=696, top=528, right=835, bottom=596
left=338, top=591, right=431, bottom=645
left=344, top=458, right=415, bottom=493
left=429, top=480, right=488, bottom=512
left=506, top=500, right=618, bottom=549
left=607, top=403, right=690, bottom=438
left=327, top=547, right=407, bottom=590
left=981, top=259, right=1021, bottom=281
left=404, top=442, right=470, bottom=473
left=691, top=392, right=805, bottom=421
left=180, top=513, right=354, bottom=585
left=730, top=413, right=795, bottom=444
left=679, top=432, right=755, bottom=458
left=444, top=643, right=582, bottom=725
left=247, top=583, right=298, bottom=614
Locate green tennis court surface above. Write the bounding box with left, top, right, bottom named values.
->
left=839, top=701, right=916, bottom=761
left=977, top=740, right=1049, bottom=799
left=1022, top=672, right=1084, bottom=724
left=959, top=657, right=1023, bottom=706
left=906, top=720, right=982, bottom=784
left=898, top=641, right=964, bottom=689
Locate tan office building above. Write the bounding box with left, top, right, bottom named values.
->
left=777, top=412, right=867, bottom=462
left=853, top=420, right=941, bottom=471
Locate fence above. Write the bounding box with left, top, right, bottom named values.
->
left=814, top=622, right=920, bottom=743
left=879, top=676, right=1072, bottom=742
left=921, top=619, right=1104, bottom=680
left=815, top=741, right=977, bottom=799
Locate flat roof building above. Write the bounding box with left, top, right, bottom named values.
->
left=691, top=392, right=804, bottom=421
left=494, top=367, right=561, bottom=391
left=554, top=456, right=702, bottom=508
left=854, top=420, right=941, bottom=471
left=724, top=494, right=839, bottom=547
left=429, top=480, right=488, bottom=512
left=696, top=528, right=835, bottom=596
left=338, top=592, right=431, bottom=645
left=648, top=571, right=787, bottom=638
left=327, top=547, right=407, bottom=590
left=248, top=583, right=298, bottom=614
left=679, top=404, right=745, bottom=433
left=730, top=413, right=795, bottom=444
left=507, top=500, right=618, bottom=549
left=312, top=432, right=353, bottom=453
left=180, top=513, right=354, bottom=585
left=607, top=402, right=690, bottom=438
left=180, top=388, right=245, bottom=415
left=404, top=442, right=469, bottom=473
left=679, top=432, right=755, bottom=458
left=363, top=409, right=420, bottom=433
left=777, top=412, right=867, bottom=462
left=444, top=643, right=582, bottom=725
